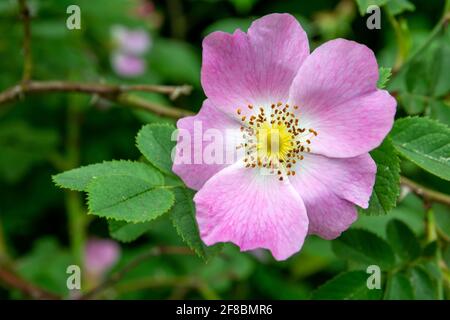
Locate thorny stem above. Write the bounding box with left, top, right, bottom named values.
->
left=424, top=208, right=445, bottom=300
left=0, top=81, right=193, bottom=118
left=400, top=176, right=450, bottom=207
left=18, top=0, right=32, bottom=82
left=393, top=0, right=450, bottom=74
left=0, top=219, right=9, bottom=263
left=385, top=8, right=411, bottom=73
left=0, top=266, right=60, bottom=300
left=65, top=102, right=86, bottom=275
left=166, top=0, right=187, bottom=39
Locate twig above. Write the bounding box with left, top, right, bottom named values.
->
left=393, top=0, right=450, bottom=74
left=0, top=80, right=194, bottom=118
left=117, top=94, right=193, bottom=118
left=0, top=219, right=9, bottom=263
left=0, top=266, right=60, bottom=300
left=385, top=8, right=410, bottom=73
left=18, top=0, right=32, bottom=82
left=401, top=176, right=450, bottom=207
left=79, top=246, right=194, bottom=300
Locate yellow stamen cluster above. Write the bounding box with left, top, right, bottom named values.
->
left=236, top=102, right=318, bottom=181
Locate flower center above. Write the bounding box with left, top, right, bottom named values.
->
left=236, top=102, right=318, bottom=180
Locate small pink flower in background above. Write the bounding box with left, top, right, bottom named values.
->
left=110, top=25, right=151, bottom=77
left=111, top=52, right=146, bottom=77
left=111, top=25, right=151, bottom=55
left=173, top=13, right=396, bottom=260
left=85, top=238, right=120, bottom=277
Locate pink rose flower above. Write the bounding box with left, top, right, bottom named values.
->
left=173, top=13, right=396, bottom=260
left=111, top=52, right=146, bottom=77
left=85, top=238, right=120, bottom=276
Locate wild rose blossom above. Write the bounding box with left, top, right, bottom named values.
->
left=111, top=25, right=151, bottom=55
left=173, top=13, right=396, bottom=260
left=85, top=238, right=120, bottom=277
left=110, top=25, right=151, bottom=77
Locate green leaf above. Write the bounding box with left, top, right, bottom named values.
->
left=398, top=92, right=427, bottom=115
left=356, top=0, right=389, bottom=15
left=203, top=18, right=252, bottom=36
left=433, top=29, right=450, bottom=96
left=356, top=0, right=414, bottom=16
left=169, top=187, right=222, bottom=261
left=386, top=0, right=415, bottom=16
left=53, top=160, right=163, bottom=192
left=0, top=121, right=59, bottom=183
left=390, top=117, right=450, bottom=181
left=87, top=175, right=174, bottom=223
left=228, top=0, right=257, bottom=14
left=332, top=229, right=396, bottom=269
left=384, top=272, right=414, bottom=300
left=253, top=265, right=309, bottom=299
left=386, top=219, right=421, bottom=261
left=16, top=237, right=72, bottom=296
left=434, top=203, right=450, bottom=238
left=422, top=241, right=438, bottom=259
left=409, top=266, right=438, bottom=299
left=136, top=124, right=176, bottom=176
left=311, top=271, right=382, bottom=300
left=377, top=67, right=392, bottom=89
left=108, top=220, right=153, bottom=243
left=360, top=138, right=400, bottom=215
left=149, top=38, right=200, bottom=86
left=429, top=100, right=450, bottom=127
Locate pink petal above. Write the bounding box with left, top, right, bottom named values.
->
left=307, top=90, right=396, bottom=157
left=173, top=100, right=243, bottom=190
left=289, top=39, right=396, bottom=157
left=290, top=153, right=376, bottom=239
left=201, top=13, right=309, bottom=117
left=194, top=161, right=309, bottom=261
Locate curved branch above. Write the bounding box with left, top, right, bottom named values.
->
left=0, top=266, right=60, bottom=300
left=0, top=80, right=194, bottom=118
left=401, top=176, right=450, bottom=207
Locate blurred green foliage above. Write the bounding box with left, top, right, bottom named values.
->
left=1, top=0, right=450, bottom=300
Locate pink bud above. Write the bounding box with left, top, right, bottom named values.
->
left=85, top=238, right=120, bottom=276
